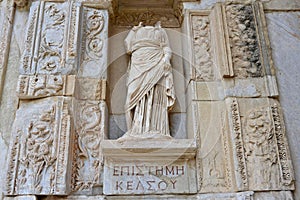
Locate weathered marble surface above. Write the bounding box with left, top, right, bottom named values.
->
left=266, top=11, right=300, bottom=200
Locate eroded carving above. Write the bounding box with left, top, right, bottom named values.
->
left=225, top=3, right=262, bottom=78
left=79, top=7, right=107, bottom=77
left=21, top=2, right=39, bottom=74
left=72, top=100, right=105, bottom=191
left=75, top=78, right=106, bottom=101
left=17, top=75, right=75, bottom=99
left=191, top=15, right=213, bottom=81
left=244, top=106, right=279, bottom=189
left=115, top=9, right=180, bottom=28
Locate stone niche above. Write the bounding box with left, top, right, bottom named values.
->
left=1, top=0, right=296, bottom=199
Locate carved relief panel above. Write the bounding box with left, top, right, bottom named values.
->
left=190, top=12, right=214, bottom=82
left=72, top=100, right=106, bottom=193
left=20, top=1, right=80, bottom=75
left=226, top=98, right=294, bottom=191
left=78, top=7, right=108, bottom=78
left=5, top=97, right=74, bottom=195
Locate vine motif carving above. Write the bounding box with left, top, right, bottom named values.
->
left=230, top=99, right=248, bottom=189
left=73, top=101, right=104, bottom=191
left=18, top=105, right=57, bottom=193
left=82, top=9, right=105, bottom=62
left=226, top=4, right=262, bottom=78
left=38, top=3, right=66, bottom=73
left=271, top=104, right=293, bottom=186
left=191, top=15, right=213, bottom=81
left=244, top=107, right=279, bottom=189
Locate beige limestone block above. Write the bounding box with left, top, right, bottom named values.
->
left=254, top=191, right=294, bottom=199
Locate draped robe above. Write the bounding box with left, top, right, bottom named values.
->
left=123, top=25, right=175, bottom=138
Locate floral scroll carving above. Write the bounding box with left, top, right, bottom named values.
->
left=72, top=101, right=105, bottom=192
left=85, top=11, right=104, bottom=60
left=38, top=3, right=66, bottom=74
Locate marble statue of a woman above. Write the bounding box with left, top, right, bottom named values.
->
left=122, top=21, right=175, bottom=139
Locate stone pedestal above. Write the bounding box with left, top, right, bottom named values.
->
left=102, top=139, right=197, bottom=195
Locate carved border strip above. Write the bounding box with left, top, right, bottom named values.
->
left=226, top=98, right=248, bottom=190
left=0, top=0, right=15, bottom=100
left=271, top=104, right=294, bottom=187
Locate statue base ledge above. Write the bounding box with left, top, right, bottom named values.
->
left=101, top=139, right=197, bottom=159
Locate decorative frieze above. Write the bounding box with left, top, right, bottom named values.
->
left=5, top=97, right=73, bottom=195
left=17, top=75, right=75, bottom=99
left=228, top=98, right=295, bottom=191
left=271, top=104, right=294, bottom=187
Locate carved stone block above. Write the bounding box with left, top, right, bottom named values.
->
left=20, top=1, right=80, bottom=75
left=5, top=97, right=74, bottom=195
left=226, top=97, right=295, bottom=191
left=17, top=75, right=75, bottom=99
left=75, top=78, right=106, bottom=100
left=71, top=100, right=107, bottom=193
left=78, top=7, right=108, bottom=78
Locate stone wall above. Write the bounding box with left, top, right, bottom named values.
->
left=0, top=0, right=299, bottom=199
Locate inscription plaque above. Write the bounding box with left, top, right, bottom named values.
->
left=104, top=159, right=196, bottom=195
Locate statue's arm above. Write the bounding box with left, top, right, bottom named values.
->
left=124, top=30, right=134, bottom=54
